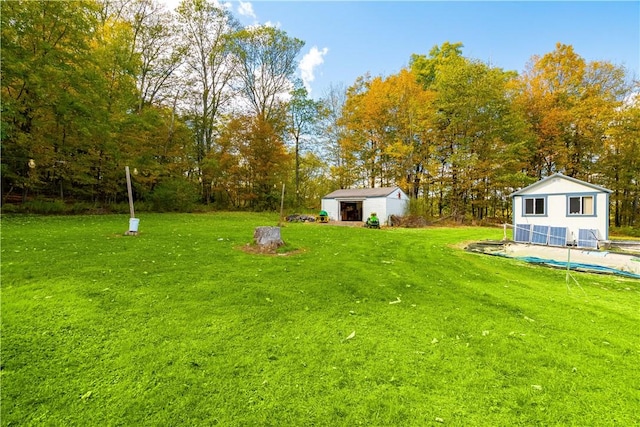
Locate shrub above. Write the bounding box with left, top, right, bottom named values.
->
left=610, top=226, right=640, bottom=239
left=21, top=199, right=66, bottom=214
left=70, top=202, right=96, bottom=214
left=0, top=203, right=19, bottom=214
left=148, top=178, right=200, bottom=212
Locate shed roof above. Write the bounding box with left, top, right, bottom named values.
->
left=510, top=173, right=611, bottom=197
left=323, top=187, right=402, bottom=199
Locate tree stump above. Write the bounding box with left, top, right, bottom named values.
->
left=254, top=226, right=284, bottom=250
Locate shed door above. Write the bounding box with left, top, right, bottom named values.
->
left=339, top=201, right=363, bottom=221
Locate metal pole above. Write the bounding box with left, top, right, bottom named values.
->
left=125, top=166, right=135, bottom=219
left=566, top=246, right=571, bottom=284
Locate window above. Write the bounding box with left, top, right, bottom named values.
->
left=524, top=197, right=545, bottom=215
left=568, top=195, right=594, bottom=215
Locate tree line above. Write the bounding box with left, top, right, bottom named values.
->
left=2, top=0, right=638, bottom=226
left=334, top=42, right=639, bottom=226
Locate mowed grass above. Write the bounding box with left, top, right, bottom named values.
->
left=1, top=213, right=639, bottom=426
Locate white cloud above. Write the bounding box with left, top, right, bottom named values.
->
left=299, top=46, right=329, bottom=94
left=237, top=1, right=257, bottom=20
left=263, top=20, right=281, bottom=28
left=161, top=0, right=232, bottom=12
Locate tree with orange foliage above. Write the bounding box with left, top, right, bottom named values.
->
left=208, top=114, right=292, bottom=209
left=514, top=43, right=630, bottom=180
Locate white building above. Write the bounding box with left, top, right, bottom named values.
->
left=321, top=187, right=409, bottom=225
left=510, top=173, right=612, bottom=248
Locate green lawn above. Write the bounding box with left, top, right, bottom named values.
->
left=1, top=213, right=639, bottom=426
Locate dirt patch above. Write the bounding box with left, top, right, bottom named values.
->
left=325, top=220, right=363, bottom=227
left=238, top=244, right=305, bottom=257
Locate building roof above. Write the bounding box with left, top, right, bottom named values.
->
left=510, top=173, right=612, bottom=197
left=323, top=187, right=403, bottom=199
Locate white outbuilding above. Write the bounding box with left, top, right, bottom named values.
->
left=321, top=187, right=409, bottom=225
left=510, top=173, right=612, bottom=248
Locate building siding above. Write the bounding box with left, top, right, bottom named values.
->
left=321, top=187, right=409, bottom=225
left=511, top=174, right=611, bottom=245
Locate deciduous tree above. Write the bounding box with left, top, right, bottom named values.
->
left=1, top=0, right=106, bottom=201
left=176, top=0, right=239, bottom=201
left=287, top=80, right=326, bottom=206
left=230, top=25, right=304, bottom=122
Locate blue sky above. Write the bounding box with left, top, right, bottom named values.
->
left=165, top=1, right=640, bottom=99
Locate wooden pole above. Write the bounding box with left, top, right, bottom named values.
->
left=279, top=183, right=285, bottom=225
left=125, top=166, right=135, bottom=219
